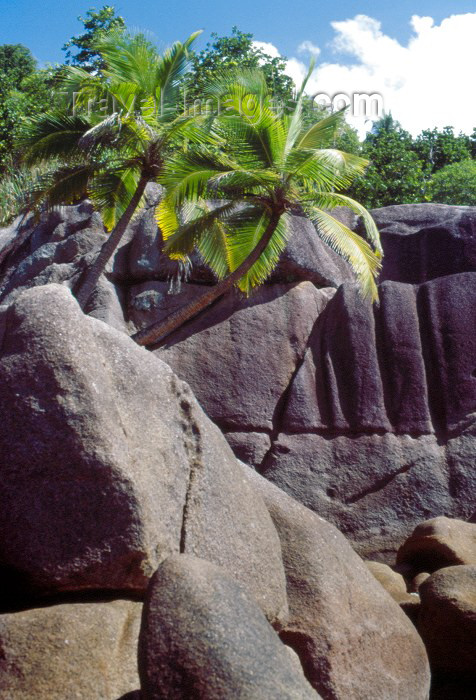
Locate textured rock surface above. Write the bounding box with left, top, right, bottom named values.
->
left=151, top=282, right=335, bottom=432
left=139, top=555, right=318, bottom=700
left=0, top=284, right=287, bottom=625
left=418, top=565, right=476, bottom=678
left=368, top=203, right=476, bottom=284
left=0, top=600, right=141, bottom=700
left=365, top=561, right=410, bottom=602
left=270, top=209, right=356, bottom=287
left=2, top=202, right=476, bottom=561
left=261, top=431, right=453, bottom=560
left=397, top=516, right=476, bottom=574
left=244, top=466, right=431, bottom=700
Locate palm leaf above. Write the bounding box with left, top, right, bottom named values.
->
left=296, top=108, right=347, bottom=150
left=304, top=204, right=381, bottom=300
left=314, top=191, right=382, bottom=254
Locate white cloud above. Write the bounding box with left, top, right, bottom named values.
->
left=298, top=40, right=321, bottom=58
left=256, top=13, right=476, bottom=137
left=252, top=41, right=281, bottom=59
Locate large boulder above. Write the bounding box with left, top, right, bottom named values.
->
left=141, top=282, right=334, bottom=433
left=0, top=284, right=287, bottom=626
left=262, top=272, right=476, bottom=557
left=138, top=554, right=318, bottom=700
left=0, top=600, right=141, bottom=700
left=369, top=203, right=476, bottom=284
left=398, top=517, right=476, bottom=574
left=243, top=466, right=431, bottom=700
left=418, top=565, right=476, bottom=678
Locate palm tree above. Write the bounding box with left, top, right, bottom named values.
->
left=20, top=30, right=202, bottom=309
left=132, top=69, right=382, bottom=347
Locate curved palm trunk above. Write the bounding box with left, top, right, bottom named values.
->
left=75, top=175, right=149, bottom=310
left=132, top=211, right=281, bottom=347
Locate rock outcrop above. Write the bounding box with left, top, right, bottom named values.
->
left=139, top=555, right=319, bottom=699
left=0, top=600, right=142, bottom=700
left=397, top=516, right=476, bottom=574
left=1, top=201, right=475, bottom=561
left=245, top=466, right=431, bottom=700
left=0, top=284, right=287, bottom=627
left=418, top=565, right=476, bottom=680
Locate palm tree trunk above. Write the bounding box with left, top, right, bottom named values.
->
left=75, top=175, right=149, bottom=309
left=132, top=210, right=281, bottom=347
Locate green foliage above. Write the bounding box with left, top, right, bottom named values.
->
left=0, top=44, right=36, bottom=88
left=427, top=159, right=476, bottom=206
left=21, top=30, right=202, bottom=229
left=62, top=5, right=125, bottom=73
left=413, top=126, right=471, bottom=175
left=0, top=65, right=61, bottom=171
left=349, top=115, right=426, bottom=209
left=159, top=69, right=382, bottom=300
left=185, top=27, right=294, bottom=106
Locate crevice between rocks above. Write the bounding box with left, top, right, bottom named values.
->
left=176, top=385, right=203, bottom=554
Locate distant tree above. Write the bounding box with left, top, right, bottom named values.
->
left=62, top=5, right=125, bottom=73
left=414, top=126, right=471, bottom=175
left=0, top=65, right=60, bottom=171
left=185, top=27, right=294, bottom=106
left=349, top=115, right=426, bottom=208
left=0, top=44, right=36, bottom=88
left=428, top=159, right=476, bottom=206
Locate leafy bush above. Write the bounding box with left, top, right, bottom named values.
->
left=428, top=159, right=476, bottom=206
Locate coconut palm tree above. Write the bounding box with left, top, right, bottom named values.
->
left=132, top=69, right=382, bottom=347
left=20, top=29, right=202, bottom=309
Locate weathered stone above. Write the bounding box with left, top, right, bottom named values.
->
left=0, top=600, right=141, bottom=700
left=397, top=516, right=476, bottom=574
left=365, top=561, right=409, bottom=601
left=139, top=555, right=318, bottom=700
left=410, top=572, right=431, bottom=592
left=0, top=284, right=287, bottom=626
left=369, top=203, right=476, bottom=284
left=244, top=466, right=431, bottom=700
left=224, top=431, right=272, bottom=468
left=262, top=432, right=451, bottom=560
left=283, top=273, right=476, bottom=435
left=151, top=282, right=334, bottom=432
left=418, top=565, right=476, bottom=677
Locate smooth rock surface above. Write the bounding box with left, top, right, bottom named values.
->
left=0, top=600, right=141, bottom=700
left=261, top=432, right=452, bottom=560
left=397, top=516, right=476, bottom=574
left=244, top=466, right=431, bottom=700
left=139, top=555, right=318, bottom=700
left=0, top=284, right=287, bottom=626
left=418, top=565, right=476, bottom=678
left=365, top=561, right=410, bottom=602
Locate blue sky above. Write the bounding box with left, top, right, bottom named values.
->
left=0, top=0, right=474, bottom=65
left=1, top=1, right=475, bottom=136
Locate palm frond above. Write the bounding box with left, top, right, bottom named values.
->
left=90, top=165, right=144, bottom=230
left=287, top=148, right=369, bottom=190
left=20, top=112, right=95, bottom=164
left=26, top=164, right=95, bottom=211
left=296, top=108, right=347, bottom=150
left=313, top=191, right=383, bottom=254
left=224, top=208, right=291, bottom=293
left=283, top=59, right=316, bottom=161
left=304, top=204, right=381, bottom=300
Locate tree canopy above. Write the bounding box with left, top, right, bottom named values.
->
left=62, top=5, right=125, bottom=73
